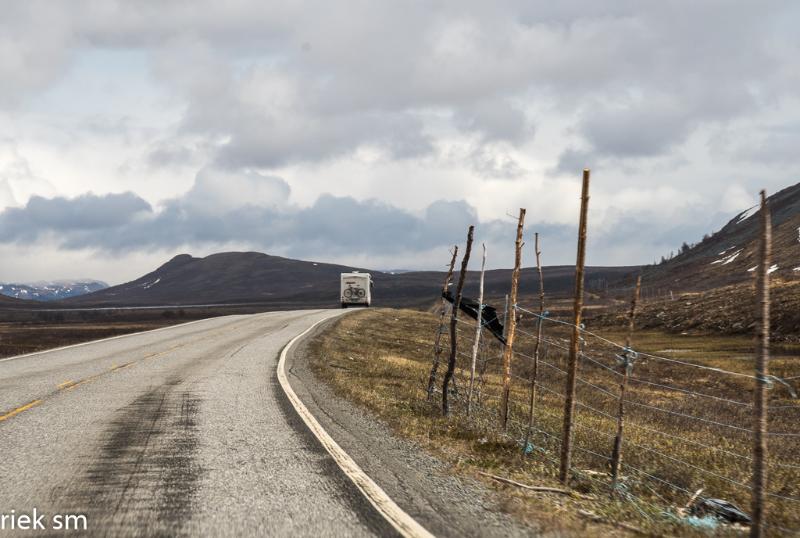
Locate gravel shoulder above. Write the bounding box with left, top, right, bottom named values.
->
left=284, top=315, right=541, bottom=538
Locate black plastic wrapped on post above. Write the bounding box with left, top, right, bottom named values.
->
left=443, top=290, right=506, bottom=345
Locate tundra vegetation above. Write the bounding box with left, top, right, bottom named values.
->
left=311, top=308, right=800, bottom=536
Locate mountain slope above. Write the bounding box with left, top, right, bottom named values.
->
left=640, top=182, right=800, bottom=291
left=66, top=251, right=637, bottom=308
left=66, top=252, right=369, bottom=306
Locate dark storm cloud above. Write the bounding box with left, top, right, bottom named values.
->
left=0, top=187, right=482, bottom=257
left=0, top=193, right=152, bottom=241
left=0, top=176, right=595, bottom=265
left=0, top=183, right=732, bottom=270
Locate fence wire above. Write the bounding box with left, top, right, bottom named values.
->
left=429, top=304, right=800, bottom=534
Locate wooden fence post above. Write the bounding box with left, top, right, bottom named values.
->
left=467, top=243, right=486, bottom=416
left=559, top=169, right=591, bottom=484
left=610, top=274, right=642, bottom=489
left=751, top=190, right=771, bottom=538
left=523, top=232, right=545, bottom=452
left=443, top=226, right=474, bottom=416
left=427, top=246, right=459, bottom=399
left=500, top=208, right=526, bottom=429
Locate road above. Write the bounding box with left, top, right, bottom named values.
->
left=0, top=310, right=397, bottom=537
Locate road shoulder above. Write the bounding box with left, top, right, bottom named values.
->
left=283, top=316, right=539, bottom=538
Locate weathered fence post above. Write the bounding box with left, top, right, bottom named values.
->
left=559, top=169, right=591, bottom=484
left=427, top=246, right=459, bottom=399
left=443, top=226, right=474, bottom=416
left=751, top=190, right=771, bottom=538
left=523, top=232, right=545, bottom=452
left=610, top=274, right=642, bottom=489
left=467, top=243, right=486, bottom=416
left=500, top=208, right=526, bottom=429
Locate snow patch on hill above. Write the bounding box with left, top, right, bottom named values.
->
left=143, top=278, right=161, bottom=290
left=711, top=249, right=742, bottom=266
left=735, top=205, right=759, bottom=224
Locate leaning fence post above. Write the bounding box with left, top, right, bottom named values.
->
left=443, top=226, right=474, bottom=416
left=523, top=232, right=545, bottom=452
left=559, top=169, right=591, bottom=484
left=610, top=274, right=642, bottom=489
left=427, top=246, right=459, bottom=400
left=751, top=190, right=771, bottom=538
left=467, top=243, right=486, bottom=416
left=500, top=208, right=526, bottom=429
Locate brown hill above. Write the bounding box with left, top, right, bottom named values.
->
left=592, top=280, right=800, bottom=342
left=638, top=182, right=800, bottom=292
left=64, top=251, right=637, bottom=309
left=0, top=293, right=42, bottom=308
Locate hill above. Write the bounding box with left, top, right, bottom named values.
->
left=638, top=182, right=800, bottom=292
left=64, top=251, right=637, bottom=309
left=0, top=294, right=27, bottom=305
left=591, top=182, right=800, bottom=340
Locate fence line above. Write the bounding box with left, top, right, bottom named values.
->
left=433, top=307, right=800, bottom=527
left=422, top=178, right=797, bottom=533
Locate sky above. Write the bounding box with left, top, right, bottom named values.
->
left=1, top=1, right=799, bottom=284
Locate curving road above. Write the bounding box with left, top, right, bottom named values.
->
left=0, top=310, right=397, bottom=537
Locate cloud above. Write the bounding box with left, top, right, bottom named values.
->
left=1, top=0, right=799, bottom=281
left=0, top=170, right=739, bottom=271
left=727, top=122, right=800, bottom=167
left=0, top=3, right=76, bottom=107
left=3, top=2, right=798, bottom=167
left=455, top=98, right=532, bottom=144
left=579, top=98, right=694, bottom=158
left=0, top=179, right=15, bottom=207
left=180, top=166, right=290, bottom=215
left=0, top=192, right=152, bottom=245
left=0, top=174, right=485, bottom=258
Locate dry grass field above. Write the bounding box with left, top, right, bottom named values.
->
left=310, top=308, right=800, bottom=536
left=0, top=321, right=181, bottom=358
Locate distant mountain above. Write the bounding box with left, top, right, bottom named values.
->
left=65, top=251, right=637, bottom=308
left=639, top=182, right=800, bottom=292
left=0, top=280, right=108, bottom=301
left=64, top=253, right=364, bottom=307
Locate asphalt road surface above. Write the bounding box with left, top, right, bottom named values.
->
left=0, top=310, right=397, bottom=537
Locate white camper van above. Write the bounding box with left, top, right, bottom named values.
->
left=340, top=272, right=372, bottom=308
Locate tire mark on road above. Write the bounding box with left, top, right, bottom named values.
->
left=75, top=378, right=203, bottom=536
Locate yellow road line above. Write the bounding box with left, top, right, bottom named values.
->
left=69, top=372, right=104, bottom=389
left=57, top=380, right=76, bottom=389
left=0, top=400, right=42, bottom=422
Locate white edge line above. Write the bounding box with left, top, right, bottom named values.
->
left=277, top=312, right=436, bottom=538
left=0, top=315, right=227, bottom=364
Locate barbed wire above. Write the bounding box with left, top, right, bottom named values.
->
left=514, top=305, right=793, bottom=383
left=431, top=296, right=799, bottom=531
